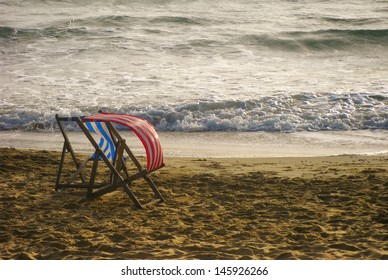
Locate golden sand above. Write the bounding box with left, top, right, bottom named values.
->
left=0, top=148, right=387, bottom=259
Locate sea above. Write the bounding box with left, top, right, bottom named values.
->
left=0, top=0, right=387, bottom=157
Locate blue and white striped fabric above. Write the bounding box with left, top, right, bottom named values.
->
left=85, top=121, right=116, bottom=160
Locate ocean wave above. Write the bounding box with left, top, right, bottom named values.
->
left=240, top=28, right=388, bottom=51
left=1, top=93, right=387, bottom=132
left=0, top=26, right=15, bottom=37
left=149, top=16, right=205, bottom=25
left=321, top=17, right=382, bottom=26
left=0, top=14, right=214, bottom=41
left=0, top=25, right=93, bottom=40
left=3, top=17, right=387, bottom=54
left=68, top=14, right=216, bottom=28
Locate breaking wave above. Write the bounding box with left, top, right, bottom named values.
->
left=1, top=93, right=387, bottom=132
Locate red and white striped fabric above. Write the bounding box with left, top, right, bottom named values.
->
left=82, top=112, right=164, bottom=172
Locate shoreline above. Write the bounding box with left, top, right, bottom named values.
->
left=0, top=130, right=387, bottom=158
left=0, top=147, right=387, bottom=260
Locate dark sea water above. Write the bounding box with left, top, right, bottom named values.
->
left=1, top=0, right=387, bottom=132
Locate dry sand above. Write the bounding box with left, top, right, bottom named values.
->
left=0, top=147, right=387, bottom=260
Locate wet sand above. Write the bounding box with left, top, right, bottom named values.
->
left=0, top=148, right=387, bottom=259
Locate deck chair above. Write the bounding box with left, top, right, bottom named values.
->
left=55, top=111, right=165, bottom=209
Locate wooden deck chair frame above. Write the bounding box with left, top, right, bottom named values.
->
left=55, top=114, right=165, bottom=209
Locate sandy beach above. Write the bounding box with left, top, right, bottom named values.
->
left=0, top=147, right=387, bottom=260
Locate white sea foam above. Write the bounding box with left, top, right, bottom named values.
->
left=0, top=93, right=386, bottom=132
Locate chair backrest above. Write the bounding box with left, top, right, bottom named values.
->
left=85, top=121, right=116, bottom=160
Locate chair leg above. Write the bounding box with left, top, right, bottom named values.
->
left=87, top=153, right=99, bottom=198
left=144, top=175, right=165, bottom=202
left=121, top=183, right=143, bottom=209
left=55, top=143, right=67, bottom=191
